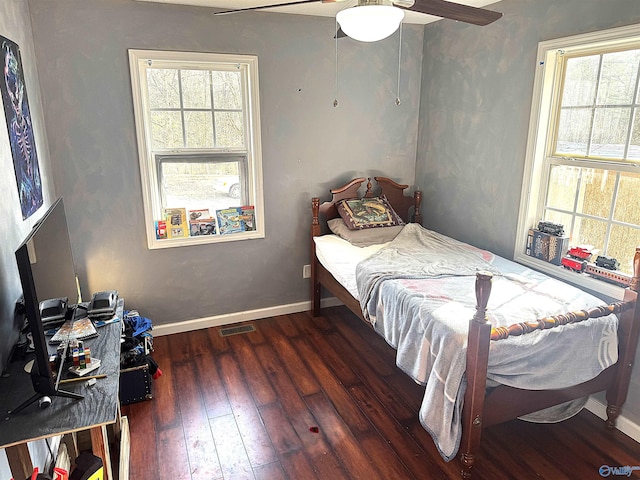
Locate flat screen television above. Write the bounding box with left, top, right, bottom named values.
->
left=12, top=197, right=84, bottom=413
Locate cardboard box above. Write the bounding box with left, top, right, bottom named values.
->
left=525, top=229, right=569, bottom=266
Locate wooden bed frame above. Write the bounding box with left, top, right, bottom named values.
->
left=310, top=176, right=640, bottom=479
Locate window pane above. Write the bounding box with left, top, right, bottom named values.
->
left=573, top=216, right=607, bottom=252
left=576, top=168, right=615, bottom=218
left=614, top=172, right=640, bottom=224
left=556, top=107, right=592, bottom=155
left=547, top=165, right=579, bottom=211
left=215, top=112, right=244, bottom=147
left=185, top=111, right=213, bottom=148
left=160, top=159, right=244, bottom=212
left=147, top=69, right=180, bottom=109
left=562, top=56, right=599, bottom=107
left=590, top=107, right=631, bottom=158
left=629, top=108, right=640, bottom=161
left=181, top=70, right=211, bottom=109
left=213, top=71, right=242, bottom=110
left=151, top=111, right=183, bottom=148
left=596, top=49, right=640, bottom=105
left=608, top=225, right=640, bottom=275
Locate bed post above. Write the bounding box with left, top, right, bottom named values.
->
left=413, top=191, right=423, bottom=225
left=459, top=272, right=493, bottom=480
left=606, top=247, right=640, bottom=428
left=311, top=197, right=322, bottom=316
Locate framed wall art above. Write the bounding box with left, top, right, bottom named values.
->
left=1, top=35, right=42, bottom=219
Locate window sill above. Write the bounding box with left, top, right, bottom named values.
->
left=147, top=230, right=264, bottom=249
left=513, top=252, right=626, bottom=301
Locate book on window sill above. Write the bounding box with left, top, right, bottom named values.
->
left=188, top=208, right=211, bottom=221
left=49, top=317, right=99, bottom=344
left=240, top=205, right=256, bottom=231
left=216, top=207, right=244, bottom=235
left=164, top=207, right=189, bottom=238
left=189, top=218, right=217, bottom=236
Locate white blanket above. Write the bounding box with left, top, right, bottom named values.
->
left=356, top=224, right=619, bottom=461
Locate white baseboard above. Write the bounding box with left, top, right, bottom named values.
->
left=585, top=397, right=640, bottom=443
left=152, top=297, right=343, bottom=337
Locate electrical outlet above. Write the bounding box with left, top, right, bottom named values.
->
left=303, top=264, right=311, bottom=278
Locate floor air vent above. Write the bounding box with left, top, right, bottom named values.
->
left=219, top=324, right=256, bottom=337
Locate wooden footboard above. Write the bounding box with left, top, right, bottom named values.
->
left=459, top=249, right=640, bottom=479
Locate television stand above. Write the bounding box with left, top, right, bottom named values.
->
left=8, top=371, right=83, bottom=416
left=7, top=337, right=84, bottom=416
left=0, top=301, right=125, bottom=480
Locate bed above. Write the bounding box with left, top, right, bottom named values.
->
left=310, top=176, right=640, bottom=479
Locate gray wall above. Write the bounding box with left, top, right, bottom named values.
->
left=27, top=0, right=423, bottom=326
left=0, top=0, right=57, bottom=378
left=415, top=0, right=640, bottom=427
left=0, top=0, right=57, bottom=474
left=416, top=0, right=640, bottom=258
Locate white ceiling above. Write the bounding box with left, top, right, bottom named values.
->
left=135, top=0, right=500, bottom=26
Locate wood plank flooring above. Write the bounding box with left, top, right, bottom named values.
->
left=121, top=306, right=640, bottom=480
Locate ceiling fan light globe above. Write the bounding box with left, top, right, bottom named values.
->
left=336, top=5, right=405, bottom=43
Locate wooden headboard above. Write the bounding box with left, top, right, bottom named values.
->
left=311, top=177, right=422, bottom=236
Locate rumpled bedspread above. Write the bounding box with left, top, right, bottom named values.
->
left=355, top=224, right=619, bottom=461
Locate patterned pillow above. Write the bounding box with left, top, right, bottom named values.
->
left=336, top=196, right=405, bottom=230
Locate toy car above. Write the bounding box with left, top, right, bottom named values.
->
left=537, top=221, right=565, bottom=236
left=561, top=256, right=586, bottom=273
left=595, top=255, right=619, bottom=270
left=566, top=246, right=594, bottom=261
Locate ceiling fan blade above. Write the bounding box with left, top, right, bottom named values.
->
left=214, top=0, right=336, bottom=15
left=404, top=0, right=502, bottom=26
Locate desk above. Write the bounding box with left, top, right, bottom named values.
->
left=0, top=302, right=124, bottom=480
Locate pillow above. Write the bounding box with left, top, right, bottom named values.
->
left=328, top=218, right=404, bottom=247
left=336, top=196, right=405, bottom=230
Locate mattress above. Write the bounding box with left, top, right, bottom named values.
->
left=313, top=234, right=386, bottom=300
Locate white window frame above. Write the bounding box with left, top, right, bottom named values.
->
left=516, top=24, right=640, bottom=300
left=128, top=49, right=265, bottom=249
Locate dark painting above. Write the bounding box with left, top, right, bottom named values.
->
left=1, top=35, right=42, bottom=219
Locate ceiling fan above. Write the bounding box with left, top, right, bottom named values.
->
left=213, top=0, right=502, bottom=42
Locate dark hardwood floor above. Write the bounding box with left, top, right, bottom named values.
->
left=121, top=306, right=640, bottom=480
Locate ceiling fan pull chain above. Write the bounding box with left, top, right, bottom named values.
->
left=334, top=18, right=339, bottom=108
left=396, top=22, right=402, bottom=106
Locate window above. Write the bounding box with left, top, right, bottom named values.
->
left=129, top=50, right=264, bottom=248
left=516, top=24, right=640, bottom=297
